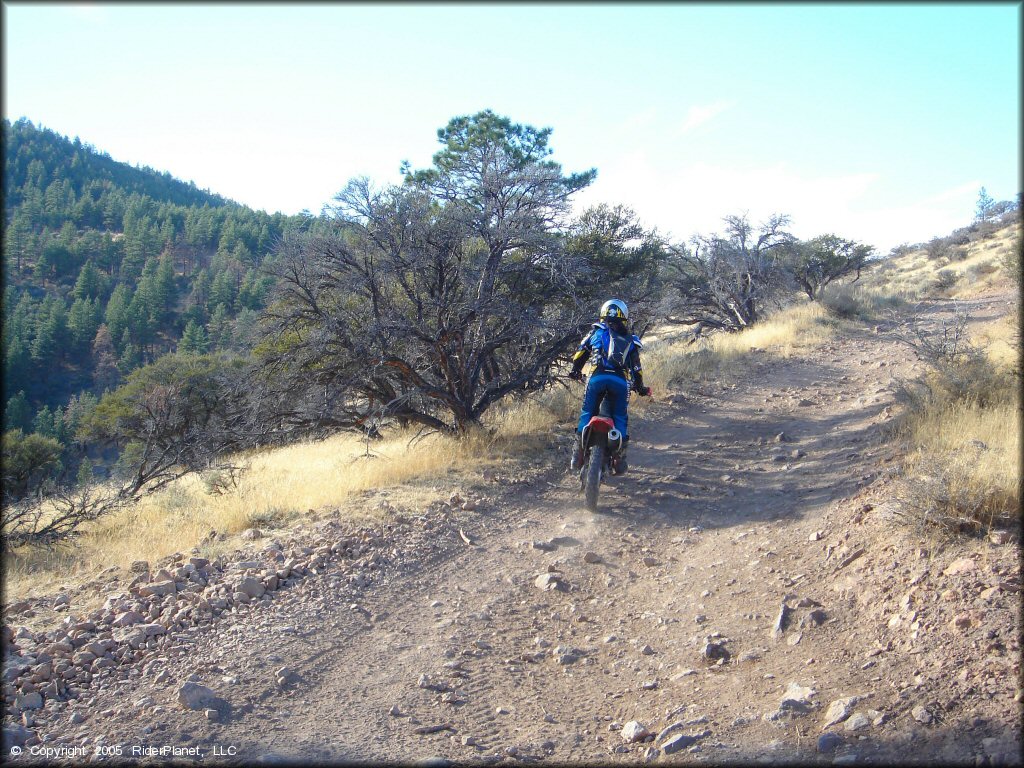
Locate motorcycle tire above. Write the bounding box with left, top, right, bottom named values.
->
left=584, top=442, right=604, bottom=511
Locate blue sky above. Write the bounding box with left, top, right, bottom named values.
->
left=3, top=2, right=1020, bottom=253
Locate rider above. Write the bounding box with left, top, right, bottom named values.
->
left=568, top=298, right=651, bottom=474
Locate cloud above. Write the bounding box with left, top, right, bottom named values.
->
left=678, top=100, right=735, bottom=134
left=575, top=154, right=980, bottom=254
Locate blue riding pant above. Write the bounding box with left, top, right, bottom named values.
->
left=577, top=372, right=629, bottom=437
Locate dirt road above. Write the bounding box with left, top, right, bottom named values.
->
left=5, top=291, right=1020, bottom=765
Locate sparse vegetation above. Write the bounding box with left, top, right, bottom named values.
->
left=891, top=311, right=1020, bottom=536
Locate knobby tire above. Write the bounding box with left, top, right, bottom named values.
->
left=584, top=442, right=604, bottom=511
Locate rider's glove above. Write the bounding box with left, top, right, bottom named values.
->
left=636, top=385, right=652, bottom=397
left=568, top=369, right=584, bottom=382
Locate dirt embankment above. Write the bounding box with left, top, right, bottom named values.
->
left=3, top=290, right=1020, bottom=766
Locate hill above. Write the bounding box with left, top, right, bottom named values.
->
left=2, top=118, right=306, bottom=478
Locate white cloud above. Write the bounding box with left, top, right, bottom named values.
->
left=575, top=153, right=979, bottom=255
left=678, top=100, right=735, bottom=134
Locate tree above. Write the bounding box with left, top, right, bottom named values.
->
left=4, top=392, right=32, bottom=433
left=260, top=111, right=629, bottom=434
left=92, top=324, right=121, bottom=392
left=73, top=259, right=103, bottom=301
left=666, top=213, right=795, bottom=332
left=975, top=187, right=996, bottom=223
left=784, top=234, right=874, bottom=300
left=178, top=319, right=210, bottom=355
left=2, top=429, right=63, bottom=500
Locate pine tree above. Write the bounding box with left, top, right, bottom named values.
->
left=73, top=259, right=102, bottom=300
left=178, top=319, right=210, bottom=355
left=4, top=391, right=32, bottom=432
left=975, top=187, right=996, bottom=223
left=68, top=297, right=100, bottom=355
left=104, top=283, right=132, bottom=347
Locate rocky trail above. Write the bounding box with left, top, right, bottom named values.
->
left=3, top=291, right=1020, bottom=766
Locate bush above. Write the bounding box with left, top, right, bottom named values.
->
left=820, top=286, right=866, bottom=319
left=1001, top=236, right=1022, bottom=288
left=933, top=269, right=958, bottom=293
left=892, top=313, right=1019, bottom=536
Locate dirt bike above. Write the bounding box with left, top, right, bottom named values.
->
left=577, top=393, right=627, bottom=512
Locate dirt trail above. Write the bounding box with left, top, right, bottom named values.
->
left=6, top=291, right=1020, bottom=765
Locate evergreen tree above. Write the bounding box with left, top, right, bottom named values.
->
left=178, top=319, right=209, bottom=355
left=73, top=259, right=103, bottom=300
left=154, top=254, right=177, bottom=324
left=4, top=391, right=32, bottom=432
left=104, top=283, right=132, bottom=347
left=33, top=405, right=56, bottom=439
left=91, top=323, right=121, bottom=393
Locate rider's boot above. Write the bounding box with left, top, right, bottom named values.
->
left=611, top=438, right=628, bottom=475
left=569, top=433, right=584, bottom=472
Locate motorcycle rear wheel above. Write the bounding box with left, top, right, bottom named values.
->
left=584, top=442, right=604, bottom=511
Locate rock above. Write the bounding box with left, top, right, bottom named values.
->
left=417, top=674, right=450, bottom=693
left=701, top=641, right=729, bottom=662
left=531, top=540, right=555, bottom=552
left=912, top=706, right=933, bottom=724
left=943, top=558, right=976, bottom=576
left=621, top=721, right=650, bottom=743
left=779, top=682, right=816, bottom=713
left=845, top=713, right=871, bottom=731
left=662, top=733, right=697, bottom=754
left=989, top=530, right=1012, bottom=545
left=640, top=644, right=656, bottom=656
left=823, top=697, right=858, bottom=727
left=241, top=528, right=263, bottom=541
left=14, top=692, right=43, bottom=710
left=177, top=681, right=217, bottom=710
left=809, top=531, right=823, bottom=541
left=642, top=556, right=659, bottom=567
left=791, top=450, right=805, bottom=460
left=138, top=580, right=176, bottom=598
left=130, top=560, right=150, bottom=573
left=583, top=552, right=602, bottom=564
left=772, top=602, right=792, bottom=638
left=276, top=667, right=300, bottom=687
left=461, top=500, right=477, bottom=512
left=817, top=732, right=843, bottom=754
left=534, top=573, right=567, bottom=592
left=807, top=609, right=827, bottom=626
left=950, top=612, right=973, bottom=631
left=775, top=432, right=789, bottom=443
left=2, top=724, right=32, bottom=751
left=238, top=577, right=266, bottom=599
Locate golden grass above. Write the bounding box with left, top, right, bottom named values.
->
left=900, top=396, right=1020, bottom=532
left=863, top=219, right=1022, bottom=301
left=4, top=395, right=572, bottom=600
left=642, top=301, right=834, bottom=390
left=895, top=297, right=1021, bottom=534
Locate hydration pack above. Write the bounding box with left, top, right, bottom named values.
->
left=597, top=328, right=634, bottom=373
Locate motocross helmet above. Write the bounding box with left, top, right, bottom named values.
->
left=600, top=298, right=629, bottom=323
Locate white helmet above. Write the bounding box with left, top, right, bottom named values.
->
left=600, top=298, right=629, bottom=322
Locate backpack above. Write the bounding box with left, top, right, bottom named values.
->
left=595, top=326, right=634, bottom=373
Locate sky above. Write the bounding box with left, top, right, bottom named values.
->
left=2, top=2, right=1020, bottom=254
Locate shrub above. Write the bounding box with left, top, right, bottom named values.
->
left=892, top=313, right=1019, bottom=536
left=820, top=286, right=865, bottom=319
left=1001, top=236, right=1022, bottom=288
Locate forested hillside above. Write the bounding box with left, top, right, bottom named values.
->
left=2, top=118, right=306, bottom=473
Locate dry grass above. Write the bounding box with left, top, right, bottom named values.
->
left=4, top=394, right=571, bottom=600
left=863, top=220, right=1022, bottom=301
left=893, top=308, right=1021, bottom=536
left=642, top=301, right=834, bottom=391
